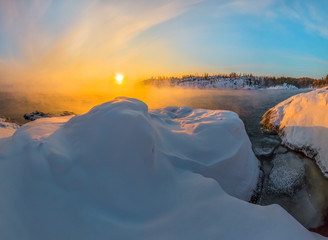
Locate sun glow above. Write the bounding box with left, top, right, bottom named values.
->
left=115, top=73, right=124, bottom=85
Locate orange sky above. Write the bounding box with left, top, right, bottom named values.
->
left=0, top=0, right=327, bottom=94
left=0, top=0, right=204, bottom=94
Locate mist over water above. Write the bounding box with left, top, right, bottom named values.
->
left=0, top=87, right=310, bottom=131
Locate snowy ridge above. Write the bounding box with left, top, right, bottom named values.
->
left=0, top=98, right=324, bottom=239
left=144, top=76, right=300, bottom=89
left=261, top=88, right=328, bottom=177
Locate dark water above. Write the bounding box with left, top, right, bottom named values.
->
left=160, top=89, right=311, bottom=141
left=0, top=92, right=106, bottom=124
left=0, top=89, right=310, bottom=128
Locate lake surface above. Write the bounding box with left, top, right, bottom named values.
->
left=0, top=88, right=311, bottom=136
left=0, top=88, right=311, bottom=157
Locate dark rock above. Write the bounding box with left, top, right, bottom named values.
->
left=24, top=111, right=51, bottom=121
left=253, top=137, right=281, bottom=157
left=24, top=111, right=75, bottom=121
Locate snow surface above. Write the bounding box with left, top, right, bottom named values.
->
left=261, top=87, right=328, bottom=176
left=0, top=118, right=19, bottom=138
left=0, top=98, right=324, bottom=239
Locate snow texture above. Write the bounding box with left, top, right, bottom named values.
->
left=0, top=118, right=19, bottom=138
left=0, top=97, right=324, bottom=240
left=261, top=87, right=328, bottom=177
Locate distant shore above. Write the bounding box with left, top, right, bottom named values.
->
left=143, top=74, right=328, bottom=90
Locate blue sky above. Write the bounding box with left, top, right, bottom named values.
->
left=0, top=0, right=327, bottom=91
left=132, top=0, right=328, bottom=77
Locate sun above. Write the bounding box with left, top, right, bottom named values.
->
left=115, top=73, right=124, bottom=85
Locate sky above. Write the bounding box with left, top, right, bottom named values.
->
left=0, top=0, right=327, bottom=93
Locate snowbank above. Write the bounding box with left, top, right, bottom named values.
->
left=261, top=87, right=328, bottom=176
left=0, top=118, right=19, bottom=138
left=0, top=98, right=323, bottom=240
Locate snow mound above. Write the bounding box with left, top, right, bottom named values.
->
left=261, top=87, right=328, bottom=176
left=151, top=105, right=259, bottom=199
left=0, top=118, right=20, bottom=138
left=0, top=97, right=323, bottom=240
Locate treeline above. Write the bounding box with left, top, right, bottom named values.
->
left=260, top=76, right=328, bottom=88
left=143, top=73, right=328, bottom=88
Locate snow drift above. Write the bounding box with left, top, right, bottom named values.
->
left=0, top=98, right=324, bottom=239
left=261, top=87, right=328, bottom=177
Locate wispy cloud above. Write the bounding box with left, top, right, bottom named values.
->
left=211, top=0, right=328, bottom=39
left=277, top=0, right=328, bottom=39
left=212, top=0, right=279, bottom=19
left=0, top=0, right=202, bottom=92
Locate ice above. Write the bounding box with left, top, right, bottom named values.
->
left=274, top=146, right=289, bottom=154
left=259, top=151, right=325, bottom=229
left=267, top=153, right=306, bottom=196
left=253, top=137, right=281, bottom=157
left=0, top=97, right=323, bottom=239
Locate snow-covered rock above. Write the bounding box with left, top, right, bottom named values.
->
left=24, top=111, right=75, bottom=121
left=266, top=83, right=298, bottom=90
left=170, top=76, right=262, bottom=89
left=0, top=118, right=19, bottom=138
left=261, top=87, right=328, bottom=177
left=23, top=111, right=52, bottom=121
left=0, top=98, right=324, bottom=240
